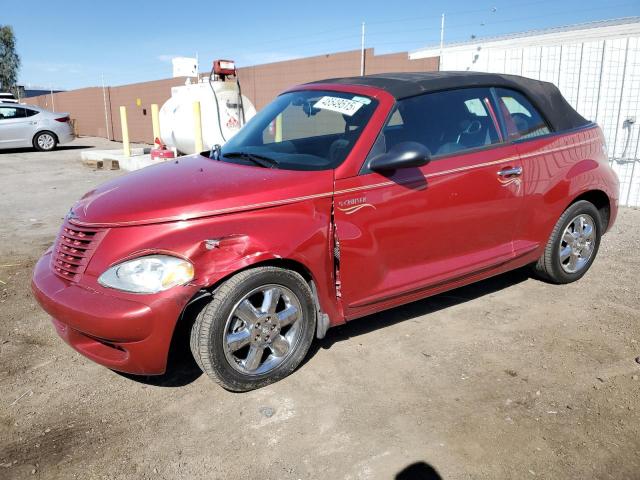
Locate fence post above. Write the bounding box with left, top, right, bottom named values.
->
left=120, top=106, right=131, bottom=157
left=151, top=103, right=160, bottom=143
left=193, top=101, right=203, bottom=152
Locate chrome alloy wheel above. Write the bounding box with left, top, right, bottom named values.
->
left=37, top=133, right=55, bottom=150
left=223, top=284, right=304, bottom=375
left=559, top=214, right=596, bottom=274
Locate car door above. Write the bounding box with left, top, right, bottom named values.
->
left=492, top=87, right=556, bottom=251
left=0, top=106, right=32, bottom=148
left=334, top=87, right=525, bottom=319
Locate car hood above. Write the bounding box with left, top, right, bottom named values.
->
left=70, top=154, right=334, bottom=227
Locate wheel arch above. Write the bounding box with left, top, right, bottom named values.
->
left=181, top=256, right=331, bottom=343
left=568, top=189, right=611, bottom=231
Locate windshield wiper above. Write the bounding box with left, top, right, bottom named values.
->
left=223, top=151, right=279, bottom=168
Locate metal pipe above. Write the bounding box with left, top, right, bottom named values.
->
left=151, top=103, right=160, bottom=143
left=193, top=101, right=203, bottom=153
left=120, top=106, right=131, bottom=157
left=594, top=40, right=607, bottom=123
left=50, top=84, right=55, bottom=112
left=612, top=38, right=630, bottom=162
left=101, top=74, right=111, bottom=140
left=440, top=13, right=445, bottom=61
left=275, top=114, right=283, bottom=143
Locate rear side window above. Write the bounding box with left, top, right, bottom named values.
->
left=366, top=87, right=502, bottom=164
left=495, top=88, right=551, bottom=140
left=0, top=107, right=25, bottom=120
left=24, top=109, right=39, bottom=117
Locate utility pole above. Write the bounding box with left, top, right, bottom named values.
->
left=360, top=21, right=366, bottom=76
left=440, top=13, right=445, bottom=62
left=101, top=73, right=111, bottom=140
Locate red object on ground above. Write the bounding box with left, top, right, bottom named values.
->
left=150, top=148, right=175, bottom=160
left=32, top=76, right=620, bottom=376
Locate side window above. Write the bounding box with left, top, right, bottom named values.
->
left=24, top=109, right=39, bottom=117
left=366, top=88, right=501, bottom=166
left=386, top=108, right=403, bottom=127
left=0, top=107, right=25, bottom=120
left=495, top=88, right=551, bottom=140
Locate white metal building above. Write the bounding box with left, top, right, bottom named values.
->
left=411, top=17, right=640, bottom=207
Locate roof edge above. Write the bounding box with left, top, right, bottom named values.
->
left=411, top=16, right=640, bottom=55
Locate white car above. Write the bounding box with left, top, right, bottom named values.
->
left=0, top=103, right=75, bottom=151
left=0, top=92, right=18, bottom=103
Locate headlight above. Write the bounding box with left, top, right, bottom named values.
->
left=98, top=254, right=194, bottom=294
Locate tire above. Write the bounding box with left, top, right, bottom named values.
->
left=533, top=200, right=602, bottom=284
left=190, top=267, right=316, bottom=391
left=33, top=131, right=58, bottom=151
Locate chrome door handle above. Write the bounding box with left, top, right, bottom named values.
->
left=498, top=166, right=523, bottom=177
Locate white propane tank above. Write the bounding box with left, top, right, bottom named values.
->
left=159, top=78, right=256, bottom=155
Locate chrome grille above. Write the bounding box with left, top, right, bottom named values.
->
left=50, top=222, right=106, bottom=281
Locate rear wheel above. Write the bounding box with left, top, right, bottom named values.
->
left=190, top=267, right=316, bottom=391
left=533, top=200, right=602, bottom=284
left=33, top=131, right=57, bottom=151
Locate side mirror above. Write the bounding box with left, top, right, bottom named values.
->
left=369, top=141, right=431, bottom=172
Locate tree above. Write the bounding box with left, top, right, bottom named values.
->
left=0, top=25, right=20, bottom=93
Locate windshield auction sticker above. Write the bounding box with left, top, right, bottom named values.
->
left=313, top=96, right=364, bottom=116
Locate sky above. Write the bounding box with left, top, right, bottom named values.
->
left=4, top=0, right=640, bottom=90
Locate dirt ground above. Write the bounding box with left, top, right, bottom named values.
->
left=1, top=137, right=639, bottom=480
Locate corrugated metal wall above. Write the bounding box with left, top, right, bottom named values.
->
left=441, top=36, right=640, bottom=207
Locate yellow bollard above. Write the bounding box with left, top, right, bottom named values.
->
left=275, top=114, right=282, bottom=142
left=120, top=106, right=131, bottom=157
left=151, top=103, right=160, bottom=143
left=193, top=101, right=203, bottom=153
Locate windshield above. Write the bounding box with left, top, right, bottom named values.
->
left=219, top=90, right=378, bottom=170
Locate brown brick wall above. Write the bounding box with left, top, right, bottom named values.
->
left=237, top=48, right=440, bottom=110
left=24, top=87, right=108, bottom=137
left=107, top=77, right=186, bottom=142
left=23, top=49, right=439, bottom=144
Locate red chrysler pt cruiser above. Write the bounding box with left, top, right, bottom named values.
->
left=32, top=73, right=619, bottom=391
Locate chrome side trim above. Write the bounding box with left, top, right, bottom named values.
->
left=72, top=136, right=599, bottom=228
left=71, top=191, right=335, bottom=227
left=334, top=136, right=599, bottom=196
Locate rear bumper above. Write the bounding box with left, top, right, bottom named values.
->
left=31, top=251, right=196, bottom=375
left=57, top=131, right=75, bottom=145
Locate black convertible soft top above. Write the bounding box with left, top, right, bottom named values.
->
left=308, top=72, right=589, bottom=132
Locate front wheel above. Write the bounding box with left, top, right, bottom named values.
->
left=533, top=200, right=602, bottom=284
left=190, top=267, right=316, bottom=391
left=33, top=131, right=57, bottom=151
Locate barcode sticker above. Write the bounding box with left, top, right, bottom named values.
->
left=352, top=96, right=371, bottom=105
left=313, top=96, right=364, bottom=116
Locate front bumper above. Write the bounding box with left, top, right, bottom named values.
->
left=31, top=251, right=197, bottom=375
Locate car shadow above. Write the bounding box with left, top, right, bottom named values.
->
left=0, top=145, right=94, bottom=154
left=307, top=266, right=531, bottom=360
left=396, top=462, right=443, bottom=480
